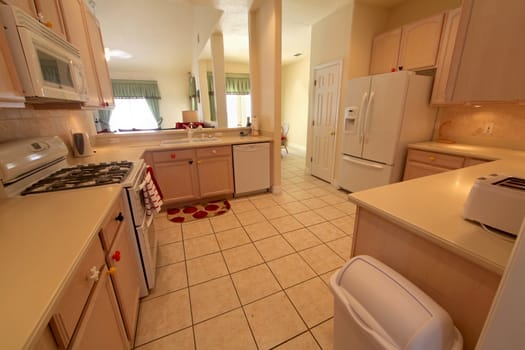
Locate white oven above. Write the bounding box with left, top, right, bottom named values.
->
left=121, top=159, right=157, bottom=297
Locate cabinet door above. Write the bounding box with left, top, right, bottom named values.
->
left=398, top=13, right=444, bottom=71
left=447, top=0, right=525, bottom=102
left=82, top=3, right=114, bottom=108
left=34, top=0, right=66, bottom=39
left=2, top=0, right=37, bottom=16
left=69, top=266, right=128, bottom=350
left=59, top=0, right=101, bottom=108
left=369, top=29, right=401, bottom=75
left=197, top=156, right=234, bottom=198
left=155, top=160, right=199, bottom=202
left=106, top=221, right=140, bottom=343
left=431, top=8, right=461, bottom=105
left=0, top=15, right=25, bottom=107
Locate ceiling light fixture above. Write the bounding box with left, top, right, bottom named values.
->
left=104, top=48, right=133, bottom=61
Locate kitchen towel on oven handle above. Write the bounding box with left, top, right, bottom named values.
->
left=143, top=165, right=163, bottom=216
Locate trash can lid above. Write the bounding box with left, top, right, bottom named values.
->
left=330, top=255, right=458, bottom=350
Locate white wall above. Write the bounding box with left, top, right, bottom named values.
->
left=281, top=56, right=310, bottom=153
left=110, top=69, right=190, bottom=128
left=307, top=3, right=354, bottom=176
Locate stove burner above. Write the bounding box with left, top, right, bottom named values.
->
left=21, top=161, right=133, bottom=195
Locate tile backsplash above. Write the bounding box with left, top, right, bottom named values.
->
left=0, top=108, right=96, bottom=144
left=435, top=104, right=525, bottom=151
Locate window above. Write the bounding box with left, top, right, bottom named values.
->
left=109, top=98, right=158, bottom=131
left=226, top=94, right=251, bottom=128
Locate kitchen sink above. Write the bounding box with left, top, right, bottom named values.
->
left=160, top=137, right=219, bottom=146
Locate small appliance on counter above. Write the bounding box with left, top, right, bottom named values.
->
left=71, top=132, right=94, bottom=157
left=463, top=174, right=525, bottom=236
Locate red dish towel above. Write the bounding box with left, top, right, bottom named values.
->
left=143, top=165, right=163, bottom=216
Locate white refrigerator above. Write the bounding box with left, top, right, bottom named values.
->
left=338, top=71, right=436, bottom=192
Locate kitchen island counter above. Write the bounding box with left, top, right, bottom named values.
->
left=0, top=186, right=122, bottom=349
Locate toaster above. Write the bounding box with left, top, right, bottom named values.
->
left=463, top=174, right=525, bottom=236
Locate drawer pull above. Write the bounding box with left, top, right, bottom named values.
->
left=107, top=267, right=117, bottom=275
left=212, top=149, right=217, bottom=154
left=112, top=250, right=121, bottom=262
left=170, top=153, right=177, bottom=159
left=189, top=160, right=194, bottom=165
left=428, top=156, right=436, bottom=161
left=87, top=266, right=100, bottom=281
left=115, top=212, right=124, bottom=222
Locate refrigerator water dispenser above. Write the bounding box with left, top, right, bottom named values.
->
left=344, top=106, right=359, bottom=134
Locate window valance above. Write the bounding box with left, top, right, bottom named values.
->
left=207, top=72, right=250, bottom=95
left=112, top=79, right=161, bottom=99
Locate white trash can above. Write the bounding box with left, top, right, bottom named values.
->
left=330, top=255, right=463, bottom=350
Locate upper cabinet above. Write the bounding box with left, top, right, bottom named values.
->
left=0, top=13, right=25, bottom=107
left=369, top=29, right=401, bottom=75
left=445, top=0, right=525, bottom=103
left=369, top=13, right=444, bottom=75
left=431, top=8, right=462, bottom=105
left=4, top=0, right=66, bottom=38
left=59, top=0, right=114, bottom=108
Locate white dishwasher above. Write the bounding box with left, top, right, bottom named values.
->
left=233, top=142, right=270, bottom=196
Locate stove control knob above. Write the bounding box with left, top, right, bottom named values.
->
left=112, top=250, right=121, bottom=262
left=115, top=213, right=124, bottom=222
left=87, top=266, right=100, bottom=281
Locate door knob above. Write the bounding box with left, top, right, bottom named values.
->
left=330, top=131, right=335, bottom=136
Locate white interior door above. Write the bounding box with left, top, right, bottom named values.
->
left=311, top=61, right=341, bottom=181
left=362, top=72, right=409, bottom=164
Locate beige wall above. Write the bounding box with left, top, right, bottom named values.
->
left=0, top=108, right=96, bottom=148
left=307, top=3, right=354, bottom=176
left=281, top=56, right=310, bottom=153
left=249, top=0, right=281, bottom=191
left=110, top=69, right=190, bottom=128
left=386, top=0, right=462, bottom=29
left=348, top=1, right=389, bottom=79
left=435, top=105, right=525, bottom=151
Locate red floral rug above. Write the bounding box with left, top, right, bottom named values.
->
left=166, top=200, right=231, bottom=223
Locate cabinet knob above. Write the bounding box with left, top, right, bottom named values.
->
left=107, top=267, right=117, bottom=275
left=212, top=149, right=217, bottom=154
left=428, top=156, right=436, bottom=161
left=189, top=160, right=193, bottom=165
left=197, top=160, right=202, bottom=164
left=87, top=266, right=100, bottom=281
left=115, top=212, right=124, bottom=222
left=170, top=153, right=177, bottom=159
left=112, top=250, right=121, bottom=262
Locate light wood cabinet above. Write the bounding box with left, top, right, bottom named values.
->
left=82, top=3, right=114, bottom=108
left=445, top=0, right=525, bottom=103
left=2, top=0, right=37, bottom=16
left=34, top=0, right=66, bottom=38
left=0, top=13, right=25, bottom=108
left=369, top=14, right=444, bottom=75
left=59, top=0, right=114, bottom=108
left=369, top=29, right=401, bottom=75
left=104, top=218, right=141, bottom=344
left=398, top=13, right=444, bottom=71
left=403, top=148, right=489, bottom=181
left=149, top=145, right=234, bottom=204
left=431, top=8, right=462, bottom=105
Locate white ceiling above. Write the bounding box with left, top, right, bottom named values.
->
left=95, top=0, right=405, bottom=74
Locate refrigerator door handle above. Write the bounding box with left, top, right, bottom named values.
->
left=358, top=92, right=369, bottom=143
left=363, top=91, right=375, bottom=143
left=343, top=155, right=384, bottom=169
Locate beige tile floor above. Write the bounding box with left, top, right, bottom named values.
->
left=135, top=152, right=356, bottom=350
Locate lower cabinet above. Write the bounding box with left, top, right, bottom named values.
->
left=403, top=148, right=488, bottom=180
left=34, top=197, right=139, bottom=350
left=148, top=145, right=234, bottom=203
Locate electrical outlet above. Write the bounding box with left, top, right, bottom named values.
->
left=483, top=122, right=494, bottom=134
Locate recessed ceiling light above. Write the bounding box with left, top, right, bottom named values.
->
left=104, top=48, right=133, bottom=61
left=293, top=53, right=302, bottom=57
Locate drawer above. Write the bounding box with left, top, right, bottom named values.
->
left=406, top=149, right=464, bottom=169
left=49, top=238, right=105, bottom=347
left=196, top=146, right=231, bottom=158
left=99, top=197, right=124, bottom=250
left=152, top=149, right=194, bottom=163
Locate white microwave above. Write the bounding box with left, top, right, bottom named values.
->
left=0, top=4, right=88, bottom=103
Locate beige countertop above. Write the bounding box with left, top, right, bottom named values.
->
left=349, top=142, right=525, bottom=274
left=0, top=186, right=122, bottom=349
